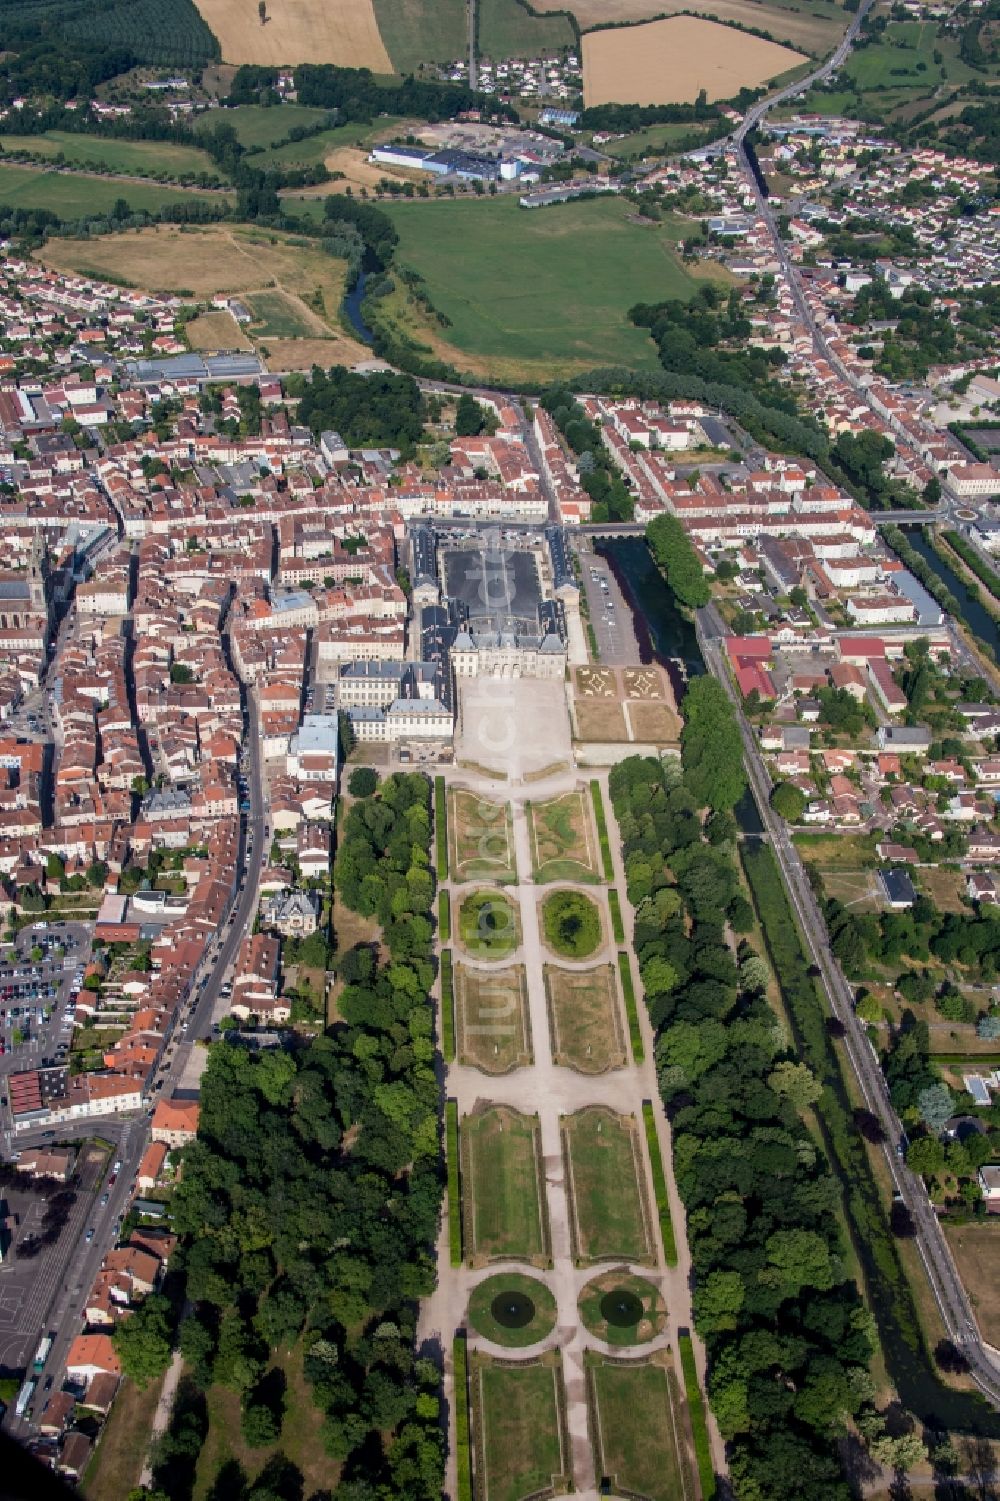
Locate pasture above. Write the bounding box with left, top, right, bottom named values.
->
left=459, top=890, right=521, bottom=960
left=455, top=962, right=533, bottom=1073
left=449, top=789, right=516, bottom=883
left=195, top=104, right=333, bottom=148
left=472, top=1352, right=570, bottom=1501
left=528, top=789, right=600, bottom=883
left=373, top=0, right=466, bottom=71
left=253, top=119, right=392, bottom=171
left=0, top=131, right=222, bottom=182
left=191, top=0, right=393, bottom=69
left=845, top=21, right=984, bottom=93
left=0, top=164, right=227, bottom=219
left=377, top=196, right=710, bottom=382
left=563, top=1106, right=654, bottom=1264
left=461, top=1105, right=550, bottom=1264
left=583, top=16, right=807, bottom=106
left=585, top=1353, right=694, bottom=1501
left=545, top=963, right=626, bottom=1074
left=477, top=0, right=576, bottom=59
left=536, top=0, right=846, bottom=57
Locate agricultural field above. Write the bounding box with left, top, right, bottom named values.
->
left=455, top=962, right=533, bottom=1073
left=585, top=1353, right=694, bottom=1501
left=373, top=0, right=466, bottom=71
left=376, top=196, right=720, bottom=384
left=471, top=1352, right=571, bottom=1501
left=185, top=310, right=252, bottom=350
left=562, top=1106, right=654, bottom=1264
left=477, top=0, right=576, bottom=59
left=578, top=1270, right=666, bottom=1346
left=192, top=0, right=392, bottom=69
left=583, top=16, right=807, bottom=106
left=535, top=0, right=848, bottom=56
left=943, top=1224, right=1000, bottom=1345
left=0, top=164, right=228, bottom=219
left=449, top=789, right=516, bottom=883
left=458, top=890, right=521, bottom=961
left=528, top=789, right=600, bottom=883
left=194, top=104, right=333, bottom=148
left=0, top=131, right=223, bottom=182
left=545, top=963, right=626, bottom=1073
left=461, top=1105, right=550, bottom=1264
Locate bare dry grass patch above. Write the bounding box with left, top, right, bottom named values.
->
left=575, top=699, right=629, bottom=742
left=185, top=310, right=252, bottom=351
left=455, top=962, right=532, bottom=1073
left=546, top=963, right=626, bottom=1073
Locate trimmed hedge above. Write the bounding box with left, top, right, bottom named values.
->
left=446, top=1098, right=462, bottom=1267
left=608, top=887, right=625, bottom=945
left=435, top=775, right=448, bottom=881
left=679, top=1332, right=715, bottom=1500
left=618, top=950, right=644, bottom=1065
left=440, top=949, right=455, bottom=1063
left=453, top=1331, right=473, bottom=1501
left=439, top=887, right=451, bottom=945
left=642, top=1100, right=676, bottom=1267
left=590, top=778, right=615, bottom=881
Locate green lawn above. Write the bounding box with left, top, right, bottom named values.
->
left=845, top=21, right=986, bottom=93
left=603, top=121, right=727, bottom=158
left=468, top=1272, right=558, bottom=1348
left=462, top=1106, right=549, bottom=1263
left=477, top=0, right=575, bottom=59
left=473, top=1355, right=568, bottom=1501
left=373, top=0, right=466, bottom=71
left=563, top=1106, right=653, bottom=1264
left=0, top=162, right=229, bottom=217
left=247, top=290, right=316, bottom=338
left=0, top=130, right=222, bottom=181
left=377, top=195, right=714, bottom=381
left=587, top=1355, right=690, bottom=1501
left=458, top=889, right=520, bottom=960
left=195, top=103, right=333, bottom=148
left=255, top=119, right=392, bottom=169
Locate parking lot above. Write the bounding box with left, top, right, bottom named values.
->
left=0, top=924, right=91, bottom=1086
left=580, top=550, right=640, bottom=666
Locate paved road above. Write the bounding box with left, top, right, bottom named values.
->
left=698, top=603, right=1000, bottom=1410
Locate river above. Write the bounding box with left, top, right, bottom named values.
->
left=342, top=267, right=375, bottom=345
left=898, top=525, right=1000, bottom=658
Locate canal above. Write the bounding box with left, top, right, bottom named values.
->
left=899, top=525, right=1000, bottom=658
left=604, top=537, right=1000, bottom=1430
left=600, top=535, right=765, bottom=836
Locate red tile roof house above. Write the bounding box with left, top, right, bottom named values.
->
left=150, top=1096, right=200, bottom=1148
left=66, top=1333, right=120, bottom=1386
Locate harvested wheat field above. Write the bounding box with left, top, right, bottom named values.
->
left=540, top=0, right=843, bottom=57
left=192, top=0, right=392, bottom=69
left=583, top=16, right=806, bottom=106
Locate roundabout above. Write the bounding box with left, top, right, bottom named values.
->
left=468, top=1272, right=558, bottom=1348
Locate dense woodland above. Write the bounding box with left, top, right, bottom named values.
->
left=610, top=753, right=877, bottom=1499
left=146, top=774, right=443, bottom=1499
left=296, top=369, right=427, bottom=456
